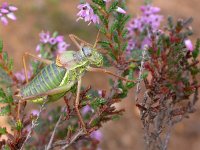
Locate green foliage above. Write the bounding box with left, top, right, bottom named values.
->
left=0, top=41, right=14, bottom=87
left=0, top=88, right=13, bottom=116
left=15, top=120, right=23, bottom=131
left=111, top=115, right=121, bottom=121
left=3, top=145, right=10, bottom=150
left=0, top=127, right=7, bottom=135
left=131, top=49, right=144, bottom=60
left=0, top=88, right=13, bottom=103
left=0, top=39, right=3, bottom=53
left=0, top=105, right=11, bottom=116
left=0, top=68, right=12, bottom=86
left=108, top=1, right=118, bottom=13
left=91, top=97, right=107, bottom=110
left=193, top=38, right=200, bottom=59
left=92, top=0, right=106, bottom=8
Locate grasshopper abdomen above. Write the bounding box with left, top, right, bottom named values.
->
left=20, top=63, right=66, bottom=97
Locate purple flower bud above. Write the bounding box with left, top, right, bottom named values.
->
left=90, top=130, right=103, bottom=141
left=116, top=7, right=126, bottom=14
left=184, top=39, right=194, bottom=52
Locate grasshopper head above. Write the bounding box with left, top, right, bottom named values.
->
left=82, top=46, right=103, bottom=67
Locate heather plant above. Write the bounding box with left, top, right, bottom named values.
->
left=0, top=1, right=199, bottom=150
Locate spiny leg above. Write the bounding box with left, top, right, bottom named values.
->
left=87, top=67, right=136, bottom=83
left=74, top=78, right=87, bottom=133
left=22, top=52, right=52, bottom=84
left=69, top=34, right=93, bottom=49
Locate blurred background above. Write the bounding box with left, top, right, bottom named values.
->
left=0, top=0, right=200, bottom=149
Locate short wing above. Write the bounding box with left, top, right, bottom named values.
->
left=57, top=51, right=80, bottom=70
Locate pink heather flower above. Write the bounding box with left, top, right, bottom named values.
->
left=57, top=41, right=70, bottom=53
left=184, top=39, right=194, bottom=52
left=116, top=7, right=126, bottom=14
left=7, top=12, right=17, bottom=20
left=0, top=16, right=8, bottom=25
left=56, top=35, right=64, bottom=42
left=140, top=5, right=160, bottom=15
left=90, top=130, right=103, bottom=141
left=49, top=37, right=57, bottom=45
left=39, top=31, right=50, bottom=43
left=31, top=109, right=39, bottom=116
left=98, top=90, right=103, bottom=96
left=82, top=105, right=94, bottom=115
left=1, top=8, right=9, bottom=13
left=8, top=6, right=18, bottom=11
left=1, top=2, right=8, bottom=8
left=126, top=4, right=163, bottom=51
left=103, top=0, right=111, bottom=3
left=15, top=69, right=32, bottom=82
left=36, top=44, right=41, bottom=52
left=36, top=31, right=70, bottom=54
left=0, top=3, right=17, bottom=25
left=77, top=3, right=100, bottom=25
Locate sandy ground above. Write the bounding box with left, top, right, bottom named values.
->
left=0, top=0, right=200, bottom=149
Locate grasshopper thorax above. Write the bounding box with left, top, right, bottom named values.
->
left=55, top=45, right=103, bottom=69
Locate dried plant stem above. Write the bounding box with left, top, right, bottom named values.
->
left=61, top=130, right=84, bottom=150
left=135, top=45, right=148, bottom=103
left=20, top=100, right=47, bottom=150
left=46, top=111, right=63, bottom=150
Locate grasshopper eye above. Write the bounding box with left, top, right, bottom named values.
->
left=82, top=46, right=92, bottom=57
